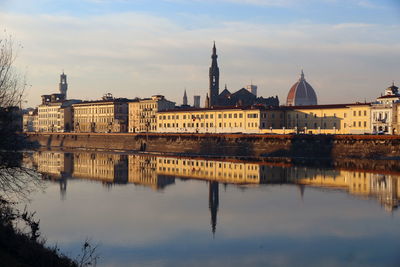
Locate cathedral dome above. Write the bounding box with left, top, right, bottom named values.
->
left=286, top=71, right=318, bottom=106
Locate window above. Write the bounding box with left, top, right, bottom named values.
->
left=205, top=114, right=208, bottom=119
left=183, top=115, right=186, bottom=119
left=358, top=111, right=361, bottom=116
left=210, top=114, right=213, bottom=119
left=344, top=113, right=347, bottom=118
left=364, top=111, right=367, bottom=116
left=364, top=121, right=367, bottom=127
left=353, top=121, right=356, bottom=127
left=224, top=114, right=227, bottom=118
left=358, top=121, right=361, bottom=127
left=353, top=111, right=356, bottom=116
left=218, top=114, right=222, bottom=119
left=239, top=114, right=243, bottom=118
left=234, top=113, right=237, bottom=118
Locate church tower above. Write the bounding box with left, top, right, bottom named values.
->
left=59, top=72, right=68, bottom=98
left=209, top=42, right=220, bottom=107
left=183, top=89, right=188, bottom=106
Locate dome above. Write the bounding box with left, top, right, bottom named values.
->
left=286, top=71, right=318, bottom=106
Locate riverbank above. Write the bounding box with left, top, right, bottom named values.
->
left=27, top=132, right=400, bottom=159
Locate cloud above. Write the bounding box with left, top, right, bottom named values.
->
left=0, top=11, right=399, bottom=107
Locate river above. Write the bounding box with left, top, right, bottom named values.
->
left=19, top=150, right=400, bottom=266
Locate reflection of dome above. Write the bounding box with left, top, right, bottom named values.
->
left=286, top=70, right=318, bottom=106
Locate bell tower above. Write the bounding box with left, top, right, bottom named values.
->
left=209, top=42, right=220, bottom=107
left=59, top=71, right=68, bottom=98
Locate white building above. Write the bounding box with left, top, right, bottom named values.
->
left=371, top=83, right=399, bottom=134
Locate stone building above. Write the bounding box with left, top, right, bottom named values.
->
left=371, top=83, right=399, bottom=134
left=23, top=109, right=38, bottom=132
left=128, top=95, right=175, bottom=133
left=286, top=70, right=318, bottom=106
left=156, top=102, right=372, bottom=134
left=38, top=98, right=81, bottom=132
left=73, top=94, right=129, bottom=133
left=157, top=106, right=281, bottom=134
left=206, top=43, right=278, bottom=108
left=284, top=103, right=371, bottom=134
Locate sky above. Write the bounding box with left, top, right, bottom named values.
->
left=0, top=0, right=399, bottom=107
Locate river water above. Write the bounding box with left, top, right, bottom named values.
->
left=20, top=150, right=400, bottom=266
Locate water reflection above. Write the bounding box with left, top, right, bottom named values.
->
left=31, top=151, right=400, bottom=213
left=25, top=150, right=400, bottom=266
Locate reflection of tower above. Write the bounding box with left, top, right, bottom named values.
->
left=298, top=184, right=305, bottom=201
left=209, top=181, right=219, bottom=236
left=59, top=72, right=68, bottom=98
left=59, top=171, right=68, bottom=201
left=209, top=42, right=219, bottom=107
left=59, top=178, right=67, bottom=200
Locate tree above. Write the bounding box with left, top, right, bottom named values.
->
left=0, top=32, right=25, bottom=108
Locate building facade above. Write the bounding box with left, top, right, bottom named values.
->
left=371, top=83, right=400, bottom=134
left=37, top=99, right=81, bottom=132
left=128, top=95, right=175, bottom=133
left=73, top=96, right=129, bottom=133
left=157, top=106, right=282, bottom=134
left=23, top=109, right=38, bottom=132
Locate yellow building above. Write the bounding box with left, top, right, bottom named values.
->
left=281, top=103, right=372, bottom=134
left=38, top=99, right=80, bottom=132
left=73, top=95, right=129, bottom=133
left=155, top=103, right=372, bottom=134
left=157, top=106, right=282, bottom=134
left=128, top=95, right=175, bottom=133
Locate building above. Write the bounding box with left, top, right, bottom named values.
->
left=371, top=83, right=399, bottom=134
left=193, top=95, right=201, bottom=108
left=128, top=95, right=175, bottom=133
left=59, top=72, right=68, bottom=98
left=246, top=84, right=257, bottom=96
left=23, top=109, right=38, bottom=132
left=155, top=102, right=373, bottom=134
left=284, top=103, right=372, bottom=134
left=286, top=70, right=318, bottom=106
left=183, top=89, right=188, bottom=106
left=157, top=106, right=282, bottom=134
left=38, top=98, right=81, bottom=132
left=209, top=42, right=220, bottom=107
left=73, top=94, right=129, bottom=133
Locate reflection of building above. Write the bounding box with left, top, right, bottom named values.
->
left=33, top=151, right=73, bottom=179
left=73, top=152, right=128, bottom=183
left=128, top=95, right=175, bottom=133
left=128, top=155, right=175, bottom=190
left=31, top=151, right=400, bottom=212
left=292, top=169, right=400, bottom=211
left=209, top=181, right=219, bottom=235
left=156, top=156, right=279, bottom=184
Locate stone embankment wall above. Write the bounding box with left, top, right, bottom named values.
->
left=26, top=132, right=400, bottom=159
